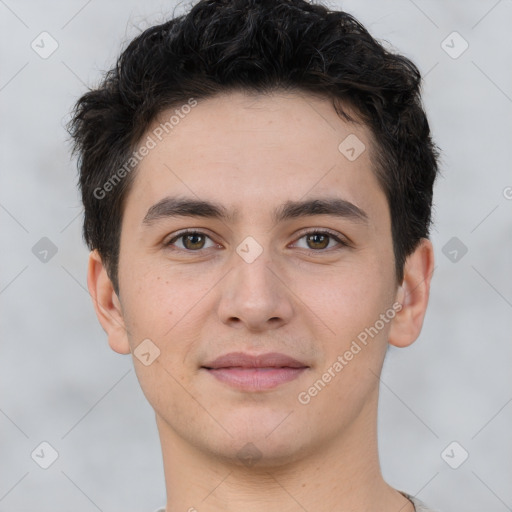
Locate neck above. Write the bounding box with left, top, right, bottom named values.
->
left=156, top=390, right=414, bottom=512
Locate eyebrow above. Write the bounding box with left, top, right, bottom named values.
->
left=142, top=196, right=368, bottom=226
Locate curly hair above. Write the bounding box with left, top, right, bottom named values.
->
left=68, top=0, right=439, bottom=294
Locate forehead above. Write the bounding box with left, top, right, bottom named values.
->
left=123, top=90, right=387, bottom=226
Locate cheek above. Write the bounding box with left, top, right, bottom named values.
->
left=120, top=261, right=218, bottom=346
left=294, top=266, right=394, bottom=410
left=292, top=257, right=396, bottom=398
left=119, top=268, right=207, bottom=411
left=294, top=260, right=393, bottom=334
left=121, top=274, right=174, bottom=342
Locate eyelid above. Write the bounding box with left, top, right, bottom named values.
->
left=294, top=227, right=347, bottom=240
left=164, top=228, right=220, bottom=248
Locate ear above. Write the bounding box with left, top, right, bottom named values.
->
left=87, top=250, right=131, bottom=355
left=388, top=238, right=435, bottom=348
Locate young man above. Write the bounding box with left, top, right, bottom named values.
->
left=69, top=0, right=439, bottom=510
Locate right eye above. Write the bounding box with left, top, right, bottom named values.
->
left=165, top=230, right=219, bottom=252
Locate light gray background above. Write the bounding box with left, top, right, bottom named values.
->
left=1, top=0, right=511, bottom=511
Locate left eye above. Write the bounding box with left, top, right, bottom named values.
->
left=292, top=231, right=345, bottom=251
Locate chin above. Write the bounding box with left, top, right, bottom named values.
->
left=205, top=416, right=312, bottom=466
left=211, top=435, right=310, bottom=471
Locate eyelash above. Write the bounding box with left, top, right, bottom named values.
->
left=164, top=228, right=350, bottom=253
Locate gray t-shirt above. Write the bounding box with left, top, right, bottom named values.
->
left=153, top=492, right=439, bottom=512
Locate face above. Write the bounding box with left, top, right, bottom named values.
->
left=93, top=90, right=424, bottom=466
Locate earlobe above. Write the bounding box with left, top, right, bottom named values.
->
left=388, top=239, right=435, bottom=348
left=87, top=250, right=131, bottom=355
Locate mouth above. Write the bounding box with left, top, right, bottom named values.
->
left=201, top=352, right=309, bottom=391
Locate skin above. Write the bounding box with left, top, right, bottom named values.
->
left=88, top=90, right=434, bottom=512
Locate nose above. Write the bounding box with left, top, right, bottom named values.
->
left=217, top=247, right=294, bottom=332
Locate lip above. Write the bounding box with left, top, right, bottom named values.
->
left=202, top=351, right=308, bottom=369
left=201, top=352, right=309, bottom=391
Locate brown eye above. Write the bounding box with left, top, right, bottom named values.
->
left=293, top=230, right=346, bottom=251
left=306, top=233, right=330, bottom=250
left=182, top=233, right=206, bottom=250
left=166, top=231, right=216, bottom=251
